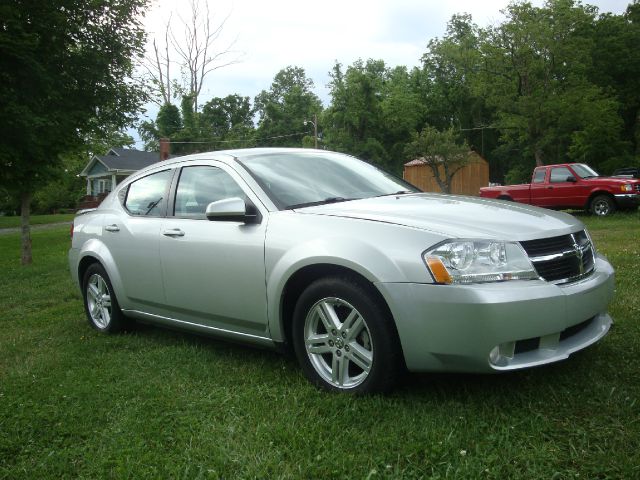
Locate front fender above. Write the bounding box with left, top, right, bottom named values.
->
left=265, top=236, right=404, bottom=342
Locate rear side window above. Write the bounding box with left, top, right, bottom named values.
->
left=173, top=166, right=246, bottom=218
left=124, top=170, right=172, bottom=216
left=550, top=167, right=573, bottom=183
left=533, top=169, right=546, bottom=183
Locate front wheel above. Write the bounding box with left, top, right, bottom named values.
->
left=292, top=276, right=402, bottom=394
left=590, top=194, right=616, bottom=217
left=82, top=263, right=127, bottom=333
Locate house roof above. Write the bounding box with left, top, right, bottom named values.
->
left=80, top=147, right=169, bottom=176
left=100, top=148, right=162, bottom=170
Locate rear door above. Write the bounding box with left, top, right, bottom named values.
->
left=158, top=163, right=269, bottom=337
left=102, top=168, right=174, bottom=308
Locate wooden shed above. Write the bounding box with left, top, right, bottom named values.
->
left=403, top=151, right=489, bottom=196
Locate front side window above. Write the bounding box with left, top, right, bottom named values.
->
left=174, top=166, right=246, bottom=218
left=124, top=170, right=172, bottom=216
left=550, top=167, right=573, bottom=183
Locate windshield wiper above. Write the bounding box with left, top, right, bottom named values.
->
left=376, top=190, right=414, bottom=197
left=286, top=197, right=353, bottom=210
left=145, top=197, right=163, bottom=215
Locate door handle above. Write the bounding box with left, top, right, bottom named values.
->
left=105, top=224, right=120, bottom=232
left=162, top=228, right=185, bottom=237
left=547, top=186, right=554, bottom=189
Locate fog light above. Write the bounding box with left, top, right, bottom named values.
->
left=489, top=342, right=516, bottom=366
left=489, top=346, right=500, bottom=364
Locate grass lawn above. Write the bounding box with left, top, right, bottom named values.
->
left=0, top=214, right=75, bottom=229
left=0, top=213, right=638, bottom=478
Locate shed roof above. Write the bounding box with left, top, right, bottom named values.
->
left=404, top=151, right=487, bottom=167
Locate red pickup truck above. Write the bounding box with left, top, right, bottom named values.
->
left=479, top=163, right=640, bottom=216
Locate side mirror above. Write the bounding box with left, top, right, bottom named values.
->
left=566, top=176, right=577, bottom=183
left=205, top=197, right=260, bottom=224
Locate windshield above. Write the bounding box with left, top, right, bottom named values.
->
left=571, top=164, right=600, bottom=178
left=237, top=151, right=420, bottom=209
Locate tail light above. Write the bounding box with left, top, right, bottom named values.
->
left=70, top=222, right=74, bottom=239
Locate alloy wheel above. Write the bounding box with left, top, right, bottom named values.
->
left=86, top=273, right=112, bottom=329
left=303, top=297, right=373, bottom=389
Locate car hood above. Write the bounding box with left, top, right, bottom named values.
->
left=584, top=176, right=640, bottom=185
left=295, top=193, right=584, bottom=240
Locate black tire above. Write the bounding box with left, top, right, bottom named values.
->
left=292, top=276, right=402, bottom=394
left=590, top=194, right=616, bottom=217
left=82, top=263, right=127, bottom=333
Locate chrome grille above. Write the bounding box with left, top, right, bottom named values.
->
left=520, top=231, right=595, bottom=284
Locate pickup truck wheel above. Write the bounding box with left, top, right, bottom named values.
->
left=590, top=195, right=616, bottom=217
left=292, top=276, right=401, bottom=394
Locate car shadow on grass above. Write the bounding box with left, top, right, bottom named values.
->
left=122, top=317, right=601, bottom=402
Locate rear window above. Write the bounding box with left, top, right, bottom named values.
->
left=124, top=170, right=172, bottom=216
left=533, top=169, right=546, bottom=183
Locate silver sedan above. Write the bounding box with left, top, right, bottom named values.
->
left=69, top=148, right=614, bottom=393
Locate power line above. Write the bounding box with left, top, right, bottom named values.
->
left=167, top=131, right=313, bottom=145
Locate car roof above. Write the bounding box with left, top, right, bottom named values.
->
left=159, top=147, right=327, bottom=167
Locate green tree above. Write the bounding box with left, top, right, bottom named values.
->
left=405, top=126, right=470, bottom=193
left=323, top=60, right=389, bottom=166
left=476, top=0, right=625, bottom=173
left=324, top=60, right=426, bottom=173
left=0, top=0, right=148, bottom=264
left=589, top=3, right=640, bottom=163
left=254, top=66, right=322, bottom=147
left=156, top=103, right=183, bottom=137
left=419, top=14, right=498, bottom=162
left=200, top=94, right=255, bottom=148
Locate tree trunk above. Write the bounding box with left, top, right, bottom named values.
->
left=20, top=191, right=32, bottom=265
left=534, top=148, right=544, bottom=167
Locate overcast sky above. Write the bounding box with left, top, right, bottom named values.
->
left=136, top=0, right=631, bottom=144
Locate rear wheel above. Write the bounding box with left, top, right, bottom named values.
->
left=292, top=276, right=401, bottom=394
left=82, top=263, right=127, bottom=333
left=590, top=194, right=615, bottom=217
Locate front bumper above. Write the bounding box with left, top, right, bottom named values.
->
left=614, top=193, right=639, bottom=209
left=376, top=255, right=614, bottom=373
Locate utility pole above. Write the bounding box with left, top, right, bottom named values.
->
left=304, top=113, right=318, bottom=149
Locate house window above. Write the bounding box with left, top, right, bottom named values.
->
left=96, top=179, right=111, bottom=194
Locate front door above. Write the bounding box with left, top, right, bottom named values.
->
left=159, top=164, right=269, bottom=337
left=547, top=166, right=582, bottom=208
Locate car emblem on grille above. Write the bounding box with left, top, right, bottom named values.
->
left=570, top=233, right=585, bottom=275
left=573, top=242, right=584, bottom=260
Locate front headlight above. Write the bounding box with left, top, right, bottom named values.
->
left=423, top=239, right=540, bottom=284
left=621, top=184, right=633, bottom=192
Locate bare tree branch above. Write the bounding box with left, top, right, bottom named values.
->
left=169, top=0, right=241, bottom=112
left=142, top=0, right=241, bottom=111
